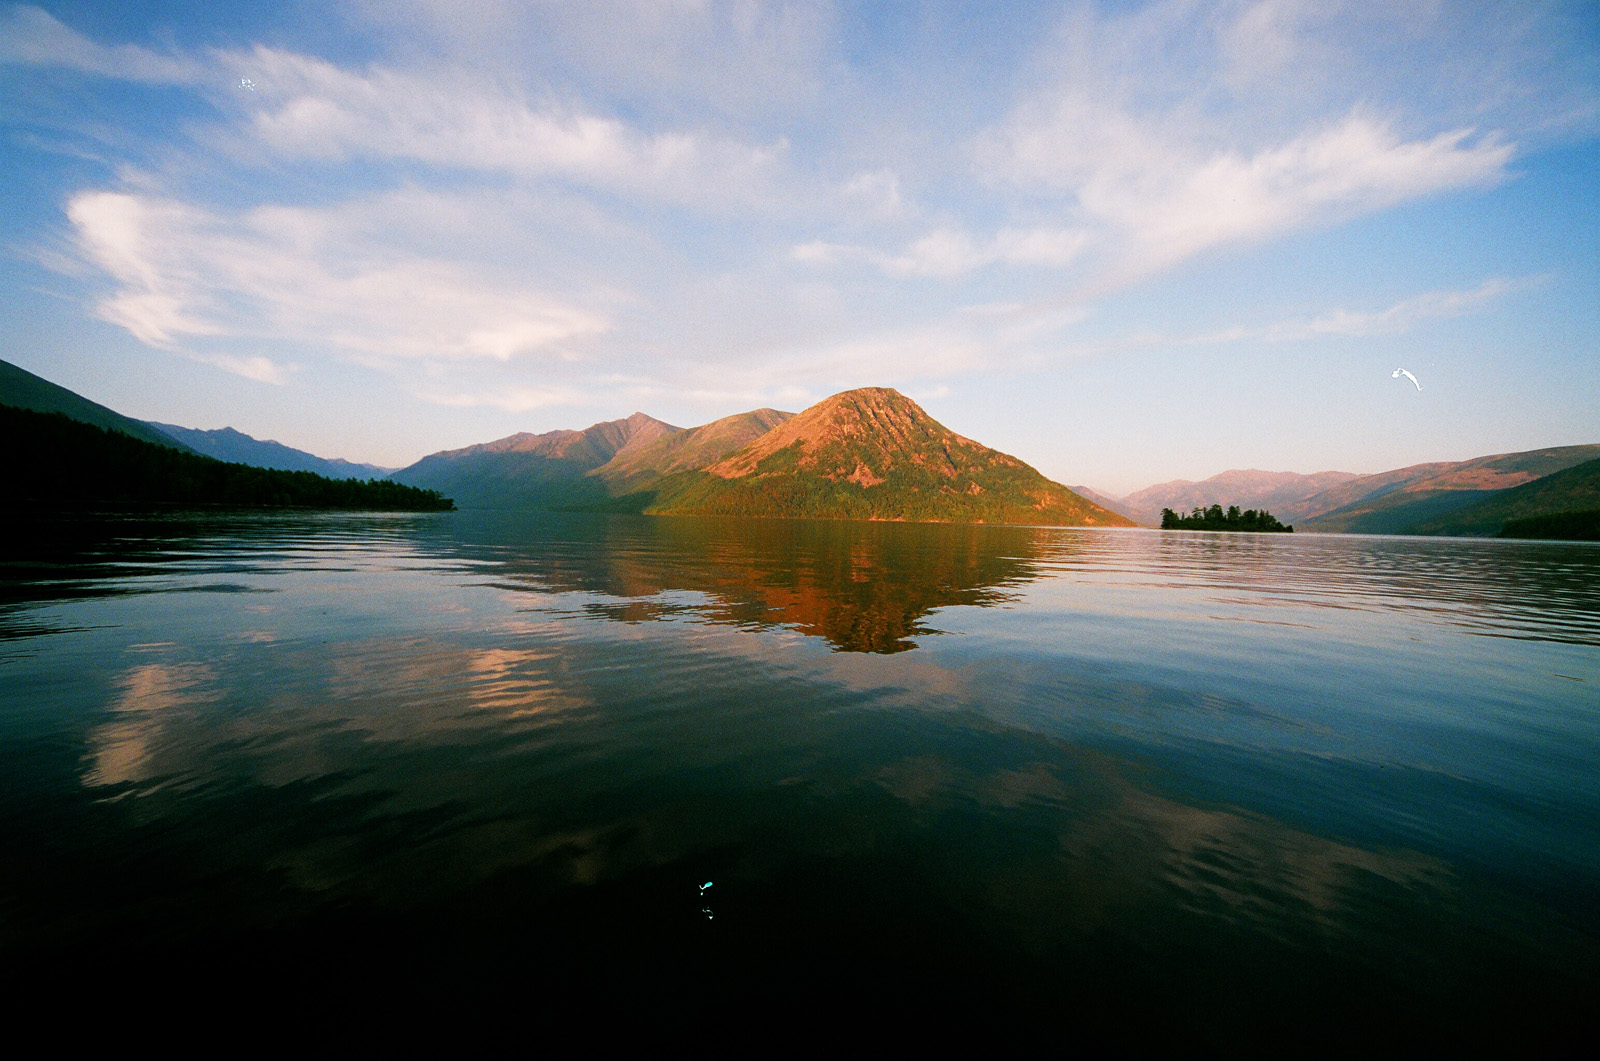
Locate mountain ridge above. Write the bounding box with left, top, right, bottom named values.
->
left=644, top=388, right=1132, bottom=526
left=1301, top=445, right=1600, bottom=534
left=393, top=412, right=681, bottom=509
left=146, top=422, right=391, bottom=480
left=1117, top=469, right=1359, bottom=526
left=394, top=387, right=1128, bottom=526
left=1, top=359, right=197, bottom=452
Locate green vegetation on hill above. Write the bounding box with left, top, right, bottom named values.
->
left=1160, top=505, right=1292, bottom=532
left=649, top=442, right=1098, bottom=524
left=394, top=411, right=680, bottom=510
left=1, top=358, right=197, bottom=451
left=1303, top=445, right=1600, bottom=534
left=1498, top=509, right=1600, bottom=541
left=4, top=404, right=453, bottom=511
left=645, top=389, right=1131, bottom=527
left=1409, top=457, right=1600, bottom=537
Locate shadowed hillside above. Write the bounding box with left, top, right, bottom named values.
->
left=1, top=359, right=196, bottom=452
left=1409, top=457, right=1600, bottom=537
left=394, top=411, right=680, bottom=509
left=1302, top=445, right=1600, bottom=534
left=4, top=405, right=452, bottom=511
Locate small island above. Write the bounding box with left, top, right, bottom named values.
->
left=1161, top=504, right=1292, bottom=532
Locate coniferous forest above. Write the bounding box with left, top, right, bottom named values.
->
left=1497, top=508, right=1600, bottom=541
left=1161, top=504, right=1293, bottom=532
left=4, top=404, right=454, bottom=511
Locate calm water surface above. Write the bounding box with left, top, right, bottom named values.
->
left=2, top=511, right=1597, bottom=1042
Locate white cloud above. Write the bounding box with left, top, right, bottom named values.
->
left=225, top=46, right=792, bottom=210
left=794, top=224, right=1089, bottom=279
left=67, top=190, right=610, bottom=368
left=962, top=1, right=1520, bottom=289
left=841, top=168, right=910, bottom=220
left=1266, top=277, right=1528, bottom=341
left=351, top=0, right=839, bottom=120
left=977, top=99, right=1512, bottom=287
left=197, top=354, right=293, bottom=385
left=0, top=6, right=202, bottom=83
left=421, top=383, right=588, bottom=413
left=1080, top=116, right=1509, bottom=273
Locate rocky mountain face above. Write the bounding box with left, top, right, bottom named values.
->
left=647, top=388, right=1132, bottom=526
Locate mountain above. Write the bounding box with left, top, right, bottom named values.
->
left=1117, top=469, right=1360, bottom=527
left=1, top=359, right=196, bottom=452
left=4, top=405, right=451, bottom=512
left=1069, top=485, right=1136, bottom=521
left=1404, top=457, right=1600, bottom=537
left=393, top=411, right=681, bottom=509
left=592, top=408, right=793, bottom=495
left=1300, top=445, right=1600, bottom=534
left=644, top=388, right=1132, bottom=526
left=147, top=423, right=390, bottom=480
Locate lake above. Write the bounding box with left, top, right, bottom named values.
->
left=2, top=511, right=1597, bottom=1044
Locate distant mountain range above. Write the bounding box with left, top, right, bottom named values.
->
left=9, top=355, right=1596, bottom=536
left=396, top=388, right=1133, bottom=527
left=1113, top=470, right=1361, bottom=527
left=146, top=422, right=392, bottom=480
left=1298, top=445, right=1600, bottom=534
left=0, top=359, right=389, bottom=482
left=1084, top=445, right=1600, bottom=537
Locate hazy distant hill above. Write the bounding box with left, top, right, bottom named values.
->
left=1, top=359, right=196, bottom=452
left=646, top=388, right=1132, bottom=527
left=1404, top=457, right=1600, bottom=537
left=1069, top=485, right=1136, bottom=522
left=148, top=423, right=390, bottom=480
left=1301, top=445, right=1600, bottom=534
left=1117, top=469, right=1359, bottom=527
left=394, top=411, right=681, bottom=509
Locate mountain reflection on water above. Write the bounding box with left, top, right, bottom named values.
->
left=1, top=510, right=1597, bottom=1043
left=465, top=514, right=1052, bottom=652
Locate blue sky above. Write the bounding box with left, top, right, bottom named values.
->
left=2, top=1, right=1596, bottom=493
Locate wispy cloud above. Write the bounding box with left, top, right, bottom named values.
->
left=227, top=47, right=794, bottom=211
left=794, top=225, right=1089, bottom=278
left=420, top=383, right=589, bottom=413
left=1263, top=277, right=1534, bottom=341
left=66, top=189, right=610, bottom=368
left=0, top=6, right=202, bottom=83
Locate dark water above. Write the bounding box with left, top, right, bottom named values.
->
left=3, top=511, right=1597, bottom=1043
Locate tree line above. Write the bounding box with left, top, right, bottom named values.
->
left=1161, top=504, right=1292, bottom=532
left=4, top=404, right=454, bottom=511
